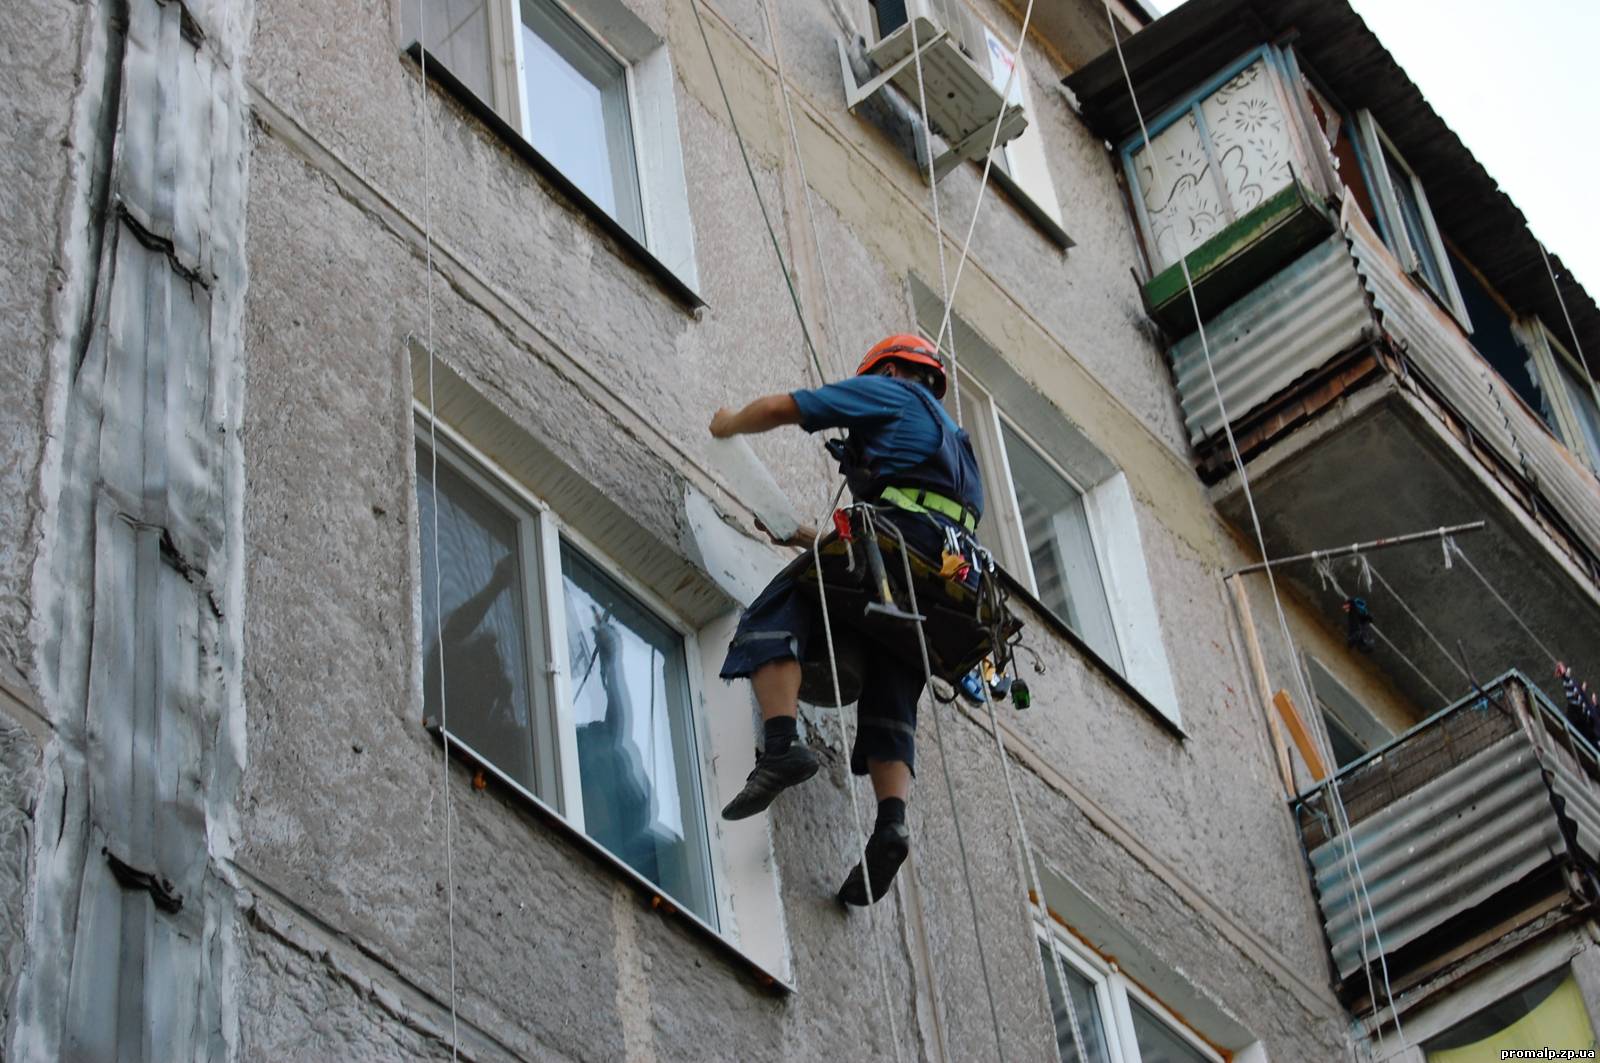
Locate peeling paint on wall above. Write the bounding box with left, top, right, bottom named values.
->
left=9, top=0, right=252, bottom=1057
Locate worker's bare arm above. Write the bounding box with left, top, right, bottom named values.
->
left=709, top=394, right=801, bottom=438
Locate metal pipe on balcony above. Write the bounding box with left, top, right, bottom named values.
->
left=1227, top=521, right=1486, bottom=577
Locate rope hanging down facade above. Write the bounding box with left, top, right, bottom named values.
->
left=415, top=15, right=463, bottom=1059
left=1094, top=1, right=1411, bottom=1049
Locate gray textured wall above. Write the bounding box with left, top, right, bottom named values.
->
left=0, top=0, right=1387, bottom=1058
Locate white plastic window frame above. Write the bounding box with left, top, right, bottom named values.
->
left=414, top=416, right=740, bottom=941
left=1528, top=319, right=1600, bottom=476
left=952, top=370, right=1182, bottom=723
left=1353, top=110, right=1470, bottom=330
left=955, top=370, right=1122, bottom=662
left=1034, top=921, right=1226, bottom=1063
left=416, top=0, right=700, bottom=290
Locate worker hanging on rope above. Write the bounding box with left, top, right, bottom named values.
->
left=708, top=335, right=987, bottom=906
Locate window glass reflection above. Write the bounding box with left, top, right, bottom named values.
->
left=562, top=545, right=715, bottom=927
left=417, top=448, right=540, bottom=791
left=1131, top=997, right=1211, bottom=1063
left=1038, top=942, right=1112, bottom=1063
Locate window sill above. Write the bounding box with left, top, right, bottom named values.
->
left=994, top=567, right=1188, bottom=741
left=428, top=723, right=793, bottom=995
left=404, top=43, right=706, bottom=312
left=989, top=166, right=1075, bottom=250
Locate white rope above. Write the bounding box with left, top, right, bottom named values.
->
left=1095, top=6, right=1411, bottom=1047
left=1448, top=538, right=1562, bottom=668
left=1538, top=241, right=1600, bottom=413
left=759, top=0, right=845, bottom=385
left=905, top=16, right=961, bottom=426
left=875, top=510, right=1010, bottom=1061
left=928, top=0, right=1041, bottom=418
left=416, top=23, right=461, bottom=1059
left=974, top=678, right=1089, bottom=1063
left=809, top=494, right=907, bottom=1063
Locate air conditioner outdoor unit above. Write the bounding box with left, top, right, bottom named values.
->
left=838, top=2, right=1028, bottom=181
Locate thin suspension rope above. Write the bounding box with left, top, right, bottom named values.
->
left=758, top=0, right=847, bottom=383
left=928, top=0, right=1041, bottom=408
left=975, top=677, right=1089, bottom=1063
left=1096, top=4, right=1411, bottom=1047
left=687, top=0, right=830, bottom=388
left=879, top=512, right=1011, bottom=1061
left=1538, top=241, right=1600, bottom=412
left=417, top=23, right=462, bottom=1059
left=1447, top=538, right=1562, bottom=667
left=809, top=489, right=908, bottom=1063
left=905, top=16, right=961, bottom=425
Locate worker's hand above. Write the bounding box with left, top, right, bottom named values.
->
left=709, top=407, right=739, bottom=438
left=1558, top=661, right=1571, bottom=679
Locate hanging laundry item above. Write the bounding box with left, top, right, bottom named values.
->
left=1344, top=597, right=1376, bottom=653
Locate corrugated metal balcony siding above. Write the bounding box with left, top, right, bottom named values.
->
left=1344, top=214, right=1600, bottom=557
left=1297, top=675, right=1600, bottom=984
left=1168, top=234, right=1374, bottom=445
left=1309, top=734, right=1561, bottom=978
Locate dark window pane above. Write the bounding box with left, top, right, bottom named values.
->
left=1322, top=709, right=1366, bottom=769
left=1130, top=997, right=1212, bottom=1063
left=1384, top=148, right=1447, bottom=299
left=417, top=446, right=540, bottom=792
left=1452, top=250, right=1553, bottom=430
left=561, top=545, right=716, bottom=927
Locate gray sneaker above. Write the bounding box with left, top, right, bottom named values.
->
left=838, top=821, right=911, bottom=906
left=720, top=744, right=821, bottom=820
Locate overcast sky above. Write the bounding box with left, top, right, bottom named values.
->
left=1148, top=0, right=1600, bottom=299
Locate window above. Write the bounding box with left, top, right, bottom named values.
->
left=1037, top=927, right=1223, bottom=1063
left=863, top=0, right=1068, bottom=244
left=1122, top=51, right=1301, bottom=271
left=1422, top=968, right=1595, bottom=1061
left=957, top=375, right=1122, bottom=671
left=1354, top=111, right=1469, bottom=326
left=403, top=0, right=699, bottom=288
left=1548, top=336, right=1600, bottom=473
left=518, top=0, right=643, bottom=238
left=1305, top=657, right=1392, bottom=771
left=416, top=432, right=717, bottom=927
left=913, top=281, right=1181, bottom=721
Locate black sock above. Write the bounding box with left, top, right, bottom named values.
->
left=763, top=715, right=798, bottom=755
left=874, top=797, right=907, bottom=833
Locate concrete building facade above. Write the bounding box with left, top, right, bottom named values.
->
left=0, top=0, right=1596, bottom=1059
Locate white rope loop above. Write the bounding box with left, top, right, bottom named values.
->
left=877, top=513, right=1011, bottom=1062
left=809, top=495, right=907, bottom=1063
left=973, top=677, right=1089, bottom=1063
left=1095, top=4, right=1409, bottom=1046
left=415, top=17, right=462, bottom=1058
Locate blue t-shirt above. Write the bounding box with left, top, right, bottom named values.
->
left=790, top=376, right=949, bottom=479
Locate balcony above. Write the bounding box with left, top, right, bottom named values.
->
left=1172, top=202, right=1600, bottom=715
left=1292, top=672, right=1600, bottom=1015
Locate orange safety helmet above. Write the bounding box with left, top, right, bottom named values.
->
left=855, top=334, right=947, bottom=398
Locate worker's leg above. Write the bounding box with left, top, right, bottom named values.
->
left=718, top=569, right=821, bottom=821
left=840, top=659, right=923, bottom=906
left=867, top=757, right=910, bottom=801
